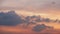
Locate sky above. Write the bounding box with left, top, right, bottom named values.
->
left=0, top=0, right=60, bottom=16
left=0, top=0, right=60, bottom=23
left=0, top=0, right=60, bottom=19
left=0, top=0, right=60, bottom=11
left=0, top=0, right=60, bottom=34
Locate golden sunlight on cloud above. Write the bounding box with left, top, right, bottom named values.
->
left=15, top=10, right=60, bottom=20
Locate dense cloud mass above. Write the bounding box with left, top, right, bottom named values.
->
left=0, top=10, right=23, bottom=26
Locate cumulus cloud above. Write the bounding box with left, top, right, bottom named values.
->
left=0, top=10, right=23, bottom=26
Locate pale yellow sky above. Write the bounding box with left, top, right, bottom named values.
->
left=14, top=10, right=60, bottom=20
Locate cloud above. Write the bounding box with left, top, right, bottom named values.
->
left=32, top=24, right=54, bottom=32
left=32, top=24, right=46, bottom=32
left=0, top=10, right=23, bottom=26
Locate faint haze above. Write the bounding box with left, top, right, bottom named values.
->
left=0, top=0, right=60, bottom=12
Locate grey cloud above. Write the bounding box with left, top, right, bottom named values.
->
left=0, top=10, right=23, bottom=26
left=32, top=24, right=54, bottom=32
